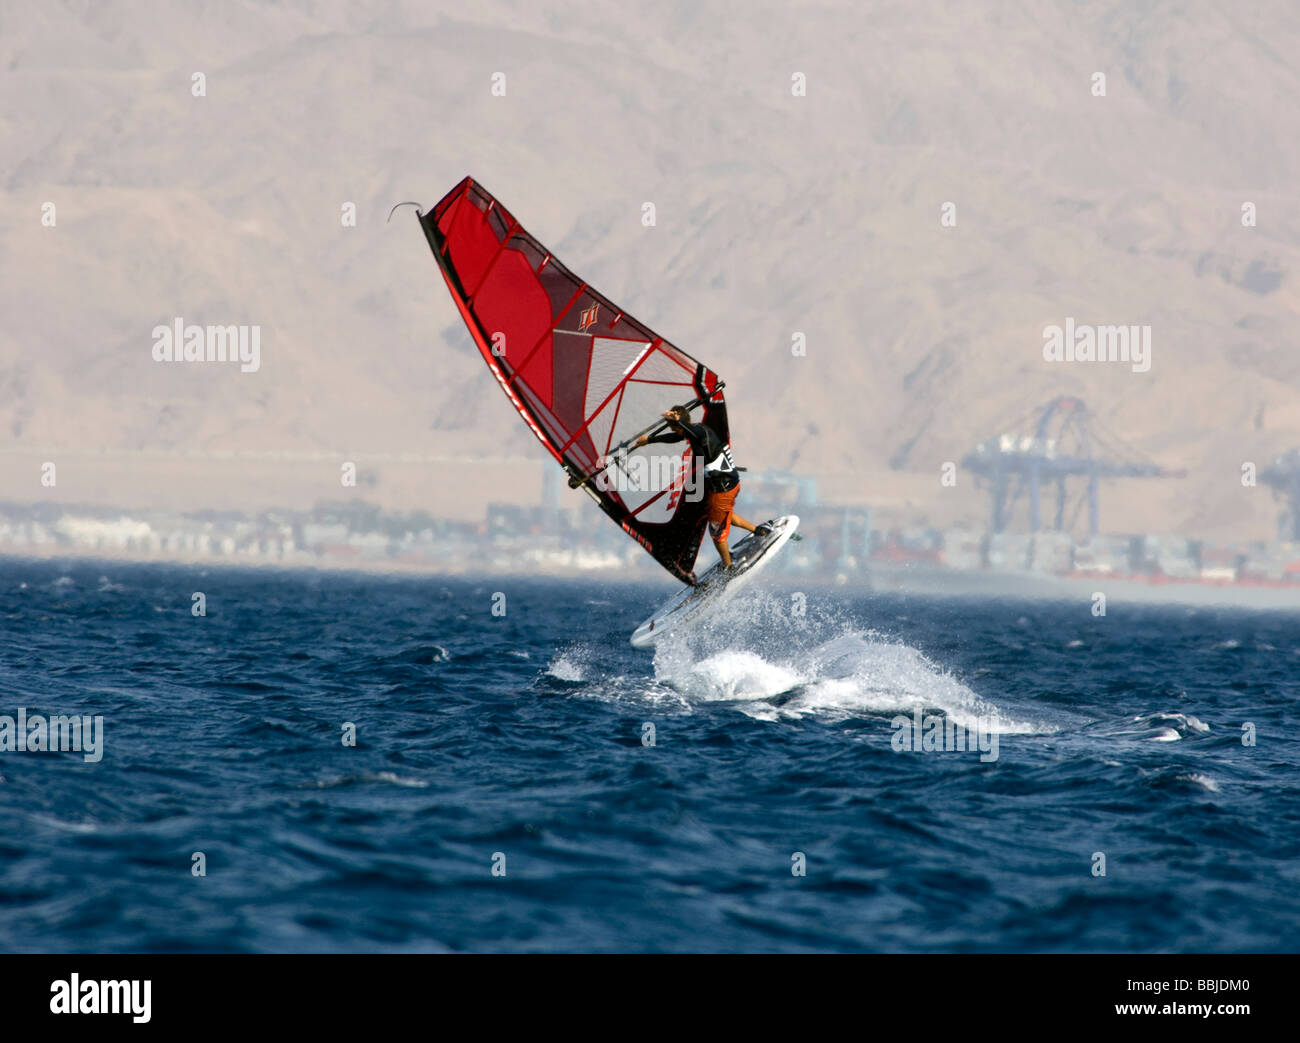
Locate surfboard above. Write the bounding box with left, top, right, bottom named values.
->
left=629, top=515, right=800, bottom=648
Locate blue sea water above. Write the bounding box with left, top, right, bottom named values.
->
left=1, top=558, right=1298, bottom=953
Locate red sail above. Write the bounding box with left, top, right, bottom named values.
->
left=417, top=177, right=729, bottom=583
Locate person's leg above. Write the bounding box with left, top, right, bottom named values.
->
left=713, top=535, right=732, bottom=568
left=707, top=487, right=740, bottom=568
left=731, top=514, right=757, bottom=533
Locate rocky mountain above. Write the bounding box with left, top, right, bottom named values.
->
left=2, top=0, right=1297, bottom=539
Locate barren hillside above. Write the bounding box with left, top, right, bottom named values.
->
left=2, top=0, right=1297, bottom=539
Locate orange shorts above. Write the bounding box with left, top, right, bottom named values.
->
left=707, top=485, right=740, bottom=542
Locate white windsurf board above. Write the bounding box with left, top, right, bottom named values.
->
left=629, top=514, right=800, bottom=648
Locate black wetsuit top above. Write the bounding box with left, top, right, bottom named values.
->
left=647, top=421, right=739, bottom=494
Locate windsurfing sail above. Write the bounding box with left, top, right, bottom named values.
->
left=415, top=176, right=729, bottom=584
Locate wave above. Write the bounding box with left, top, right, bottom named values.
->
left=551, top=592, right=1050, bottom=732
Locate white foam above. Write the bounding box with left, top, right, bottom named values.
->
left=1135, top=712, right=1211, bottom=739
left=668, top=649, right=802, bottom=703
left=1176, top=772, right=1221, bottom=792
left=647, top=598, right=1046, bottom=733
left=374, top=771, right=429, bottom=788
left=546, top=652, right=586, bottom=682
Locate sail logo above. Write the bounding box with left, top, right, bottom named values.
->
left=1042, top=318, right=1151, bottom=373
left=151, top=318, right=261, bottom=372
left=621, top=521, right=651, bottom=551
left=578, top=304, right=599, bottom=332
left=707, top=446, right=737, bottom=478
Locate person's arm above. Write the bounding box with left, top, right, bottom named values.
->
left=572, top=413, right=689, bottom=488
left=635, top=411, right=690, bottom=449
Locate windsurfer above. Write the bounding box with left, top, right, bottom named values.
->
left=635, top=406, right=772, bottom=580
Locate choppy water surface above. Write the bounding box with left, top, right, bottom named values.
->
left=1, top=560, right=1297, bottom=952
